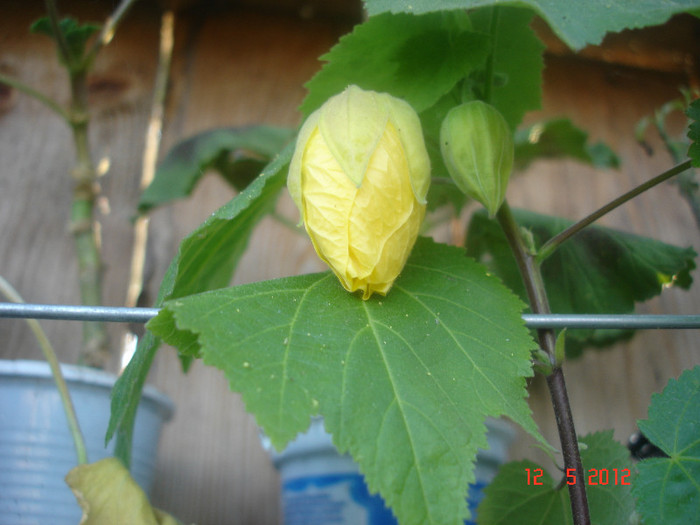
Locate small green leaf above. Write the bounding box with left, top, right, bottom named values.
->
left=66, top=458, right=182, bottom=525
left=687, top=98, right=700, bottom=167
left=31, top=17, right=100, bottom=64
left=150, top=237, right=546, bottom=525
left=514, top=118, right=620, bottom=171
left=165, top=144, right=292, bottom=301
left=300, top=11, right=490, bottom=117
left=139, top=126, right=294, bottom=213
left=107, top=145, right=292, bottom=463
left=478, top=431, right=636, bottom=525
left=364, top=0, right=700, bottom=51
left=633, top=366, right=700, bottom=525
left=466, top=209, right=697, bottom=355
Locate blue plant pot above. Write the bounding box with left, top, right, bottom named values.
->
left=0, top=360, right=174, bottom=525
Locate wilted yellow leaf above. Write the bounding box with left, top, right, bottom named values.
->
left=65, top=457, right=182, bottom=525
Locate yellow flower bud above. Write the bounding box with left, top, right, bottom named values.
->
left=288, top=85, right=431, bottom=300
left=440, top=101, right=513, bottom=216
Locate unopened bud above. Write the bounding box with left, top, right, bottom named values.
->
left=288, top=85, right=431, bottom=299
left=440, top=101, right=513, bottom=216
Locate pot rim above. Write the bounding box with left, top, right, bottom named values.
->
left=0, top=358, right=174, bottom=420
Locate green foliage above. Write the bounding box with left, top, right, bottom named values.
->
left=515, top=118, right=620, bottom=171
left=478, top=431, right=636, bottom=524
left=633, top=366, right=700, bottom=525
left=107, top=146, right=293, bottom=462
left=466, top=209, right=696, bottom=355
left=300, top=7, right=545, bottom=214
left=138, top=126, right=294, bottom=213
left=364, top=0, right=700, bottom=50
left=30, top=17, right=100, bottom=67
left=468, top=7, right=544, bottom=130
left=687, top=98, right=700, bottom=167
left=149, top=237, right=546, bottom=525
left=300, top=11, right=490, bottom=117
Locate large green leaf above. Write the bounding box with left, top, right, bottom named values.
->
left=138, top=126, right=294, bottom=213
left=466, top=209, right=696, bottom=354
left=478, top=431, right=636, bottom=524
left=633, top=366, right=700, bottom=525
left=364, top=0, right=700, bottom=51
left=468, top=7, right=544, bottom=131
left=299, top=11, right=490, bottom=117
left=514, top=118, right=619, bottom=171
left=149, top=237, right=545, bottom=525
left=107, top=145, right=293, bottom=463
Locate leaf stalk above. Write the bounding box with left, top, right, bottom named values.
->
left=0, top=276, right=88, bottom=465
left=538, top=160, right=692, bottom=262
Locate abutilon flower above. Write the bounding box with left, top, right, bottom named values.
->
left=287, top=85, right=431, bottom=300
left=440, top=100, right=514, bottom=217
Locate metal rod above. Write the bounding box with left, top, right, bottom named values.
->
left=0, top=303, right=159, bottom=323
left=1, top=302, right=700, bottom=330
left=521, top=313, right=700, bottom=329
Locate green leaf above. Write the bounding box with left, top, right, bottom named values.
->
left=478, top=431, right=636, bottom=525
left=107, top=145, right=293, bottom=464
left=31, top=17, right=100, bottom=64
left=514, top=118, right=620, bottom=171
left=138, top=126, right=294, bottom=213
left=466, top=209, right=696, bottom=355
left=469, top=7, right=544, bottom=131
left=633, top=366, right=700, bottom=525
left=364, top=0, right=700, bottom=51
left=165, top=143, right=292, bottom=301
left=687, top=98, right=700, bottom=167
left=300, top=11, right=490, bottom=117
left=66, top=458, right=182, bottom=525
left=150, top=237, right=546, bottom=525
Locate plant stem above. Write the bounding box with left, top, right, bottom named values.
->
left=0, top=72, right=70, bottom=121
left=68, top=66, right=109, bottom=368
left=496, top=201, right=591, bottom=525
left=87, top=0, right=139, bottom=62
left=125, top=10, right=174, bottom=313
left=0, top=276, right=88, bottom=465
left=538, top=160, right=692, bottom=262
left=44, top=0, right=138, bottom=367
left=44, top=0, right=74, bottom=67
left=482, top=6, right=501, bottom=104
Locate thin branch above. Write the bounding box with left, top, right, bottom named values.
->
left=482, top=6, right=501, bottom=104
left=0, top=276, right=88, bottom=465
left=87, top=0, right=140, bottom=60
left=496, top=201, right=591, bottom=525
left=125, top=10, right=175, bottom=310
left=538, top=160, right=692, bottom=262
left=0, top=72, right=70, bottom=121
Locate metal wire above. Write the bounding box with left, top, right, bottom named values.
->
left=1, top=302, right=700, bottom=330
left=0, top=303, right=158, bottom=324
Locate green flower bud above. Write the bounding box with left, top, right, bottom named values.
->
left=440, top=101, right=514, bottom=216
left=287, top=85, right=431, bottom=300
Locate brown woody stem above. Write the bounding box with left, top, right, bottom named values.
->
left=496, top=201, right=591, bottom=525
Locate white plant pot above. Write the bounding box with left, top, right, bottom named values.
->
left=0, top=359, right=174, bottom=525
left=262, top=417, right=514, bottom=525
